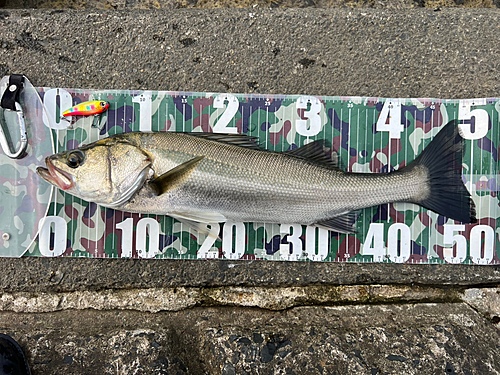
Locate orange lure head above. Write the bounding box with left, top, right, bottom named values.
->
left=62, top=100, right=110, bottom=117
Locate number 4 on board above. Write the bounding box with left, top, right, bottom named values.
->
left=376, top=99, right=403, bottom=139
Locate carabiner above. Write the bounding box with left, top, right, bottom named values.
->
left=0, top=101, right=28, bottom=159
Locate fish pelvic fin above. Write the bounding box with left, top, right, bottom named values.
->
left=315, top=211, right=360, bottom=234
left=407, top=119, right=476, bottom=224
left=169, top=212, right=224, bottom=241
left=149, top=156, right=204, bottom=195
left=170, top=211, right=227, bottom=224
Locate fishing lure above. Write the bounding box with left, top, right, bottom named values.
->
left=62, top=100, right=109, bottom=117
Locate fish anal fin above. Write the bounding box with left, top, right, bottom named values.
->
left=286, top=140, right=339, bottom=169
left=315, top=211, right=360, bottom=234
left=149, top=156, right=204, bottom=195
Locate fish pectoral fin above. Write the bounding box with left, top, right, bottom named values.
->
left=169, top=212, right=224, bottom=241
left=285, top=140, right=339, bottom=169
left=315, top=211, right=360, bottom=234
left=149, top=156, right=204, bottom=195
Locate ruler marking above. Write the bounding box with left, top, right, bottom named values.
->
left=427, top=102, right=434, bottom=261
left=363, top=107, right=368, bottom=262
left=356, top=106, right=360, bottom=258
left=95, top=91, right=102, bottom=255
left=156, top=92, right=161, bottom=257
left=348, top=102, right=351, bottom=261
left=251, top=102, right=257, bottom=258
left=496, top=105, right=499, bottom=261
left=489, top=107, right=493, bottom=233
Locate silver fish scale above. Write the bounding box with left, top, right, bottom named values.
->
left=120, top=132, right=429, bottom=225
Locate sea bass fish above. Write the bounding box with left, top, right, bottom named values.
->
left=36, top=120, right=476, bottom=233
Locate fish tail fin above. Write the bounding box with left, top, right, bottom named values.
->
left=409, top=120, right=476, bottom=223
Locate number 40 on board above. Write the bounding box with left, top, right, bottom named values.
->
left=362, top=223, right=495, bottom=265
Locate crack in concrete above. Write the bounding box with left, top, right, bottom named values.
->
left=460, top=287, right=500, bottom=328
left=0, top=284, right=466, bottom=313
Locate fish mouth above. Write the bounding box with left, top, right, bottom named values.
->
left=36, top=158, right=74, bottom=190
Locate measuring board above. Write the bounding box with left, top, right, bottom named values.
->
left=0, top=81, right=498, bottom=263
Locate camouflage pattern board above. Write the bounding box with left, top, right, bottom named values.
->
left=0, top=81, right=498, bottom=263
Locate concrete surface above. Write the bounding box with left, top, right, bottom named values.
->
left=2, top=8, right=500, bottom=98
left=1, top=0, right=498, bottom=11
left=0, top=7, right=500, bottom=374
left=3, top=304, right=500, bottom=374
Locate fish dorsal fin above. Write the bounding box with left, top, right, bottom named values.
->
left=149, top=156, right=204, bottom=195
left=285, top=140, right=338, bottom=169
left=187, top=133, right=262, bottom=150
left=315, top=211, right=360, bottom=234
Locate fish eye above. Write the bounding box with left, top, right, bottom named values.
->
left=67, top=151, right=84, bottom=168
left=100, top=101, right=107, bottom=107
